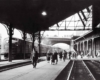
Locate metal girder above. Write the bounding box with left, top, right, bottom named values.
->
left=66, top=16, right=74, bottom=30
left=48, top=29, right=91, bottom=31
left=86, top=8, right=90, bottom=13
left=74, top=19, right=80, bottom=30
left=78, top=13, right=85, bottom=29
left=56, top=23, right=60, bottom=27
left=81, top=11, right=87, bottom=21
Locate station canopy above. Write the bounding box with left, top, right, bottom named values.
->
left=41, top=5, right=92, bottom=38
left=0, top=0, right=95, bottom=34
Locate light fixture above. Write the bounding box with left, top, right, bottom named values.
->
left=41, top=11, right=47, bottom=16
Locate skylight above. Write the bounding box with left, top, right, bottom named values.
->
left=49, top=5, right=92, bottom=30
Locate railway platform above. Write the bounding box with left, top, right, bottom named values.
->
left=0, top=56, right=100, bottom=80
left=0, top=56, right=46, bottom=72
left=0, top=58, right=70, bottom=80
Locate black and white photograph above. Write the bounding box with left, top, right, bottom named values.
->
left=0, top=0, right=100, bottom=80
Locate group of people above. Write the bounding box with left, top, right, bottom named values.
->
left=30, top=47, right=71, bottom=68
left=46, top=50, right=67, bottom=65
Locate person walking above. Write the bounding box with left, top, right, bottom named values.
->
left=51, top=52, right=55, bottom=65
left=62, top=50, right=67, bottom=62
left=30, top=49, right=38, bottom=68
left=46, top=50, right=51, bottom=63
left=50, top=50, right=58, bottom=65
left=69, top=51, right=71, bottom=59
left=53, top=51, right=58, bottom=64
left=59, top=51, right=62, bottom=61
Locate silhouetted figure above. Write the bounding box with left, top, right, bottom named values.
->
left=31, top=49, right=38, bottom=68
left=62, top=51, right=67, bottom=61
left=53, top=51, right=58, bottom=64
left=51, top=52, right=55, bottom=65
left=59, top=52, right=62, bottom=60
left=47, top=51, right=51, bottom=63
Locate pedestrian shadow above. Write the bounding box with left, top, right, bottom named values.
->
left=54, top=60, right=73, bottom=80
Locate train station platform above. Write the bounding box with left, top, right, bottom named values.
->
left=0, top=58, right=70, bottom=80
left=0, top=56, right=46, bottom=72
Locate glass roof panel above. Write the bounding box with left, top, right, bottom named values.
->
left=83, top=8, right=87, bottom=12
left=47, top=5, right=92, bottom=38
left=41, top=31, right=90, bottom=38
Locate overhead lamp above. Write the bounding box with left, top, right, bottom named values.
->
left=41, top=11, right=47, bottom=16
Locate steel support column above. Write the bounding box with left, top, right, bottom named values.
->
left=78, top=42, right=80, bottom=55
left=32, top=33, right=36, bottom=52
left=23, top=31, right=26, bottom=59
left=77, top=43, right=79, bottom=55
left=38, top=30, right=41, bottom=57
left=88, top=40, right=92, bottom=56
left=83, top=41, right=84, bottom=56
left=84, top=41, right=87, bottom=55
left=80, top=42, right=81, bottom=52
left=92, top=38, right=94, bottom=58
left=77, top=43, right=79, bottom=51
left=94, top=38, right=96, bottom=57
left=8, top=24, right=14, bottom=62
left=79, top=42, right=81, bottom=55
left=87, top=40, right=88, bottom=53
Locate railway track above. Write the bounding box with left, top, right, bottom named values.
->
left=0, top=58, right=45, bottom=72
left=55, top=60, right=100, bottom=80
left=55, top=60, right=96, bottom=80
left=64, top=60, right=100, bottom=80
left=55, top=60, right=74, bottom=80
left=84, top=60, right=100, bottom=80
left=68, top=60, right=95, bottom=80
left=0, top=61, right=31, bottom=72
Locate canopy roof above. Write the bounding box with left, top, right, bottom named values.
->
left=0, top=0, right=95, bottom=33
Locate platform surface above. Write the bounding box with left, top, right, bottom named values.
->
left=0, top=59, right=70, bottom=80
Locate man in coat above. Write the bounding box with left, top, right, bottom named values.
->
left=30, top=49, right=39, bottom=68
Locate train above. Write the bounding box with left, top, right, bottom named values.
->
left=0, top=37, right=61, bottom=60
left=0, top=37, right=32, bottom=60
